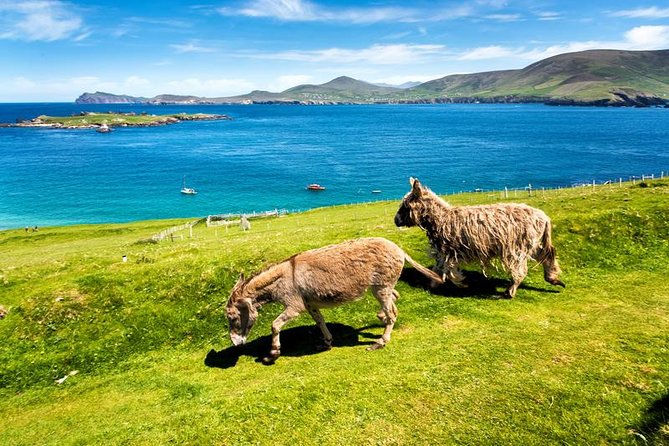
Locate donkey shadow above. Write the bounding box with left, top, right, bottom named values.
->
left=205, top=322, right=377, bottom=369
left=634, top=392, right=669, bottom=442
left=401, top=268, right=562, bottom=299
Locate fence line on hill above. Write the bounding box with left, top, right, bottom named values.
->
left=150, top=218, right=204, bottom=242
left=147, top=170, right=666, bottom=241
left=453, top=171, right=666, bottom=203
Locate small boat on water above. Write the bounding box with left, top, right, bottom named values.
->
left=371, top=190, right=382, bottom=194
left=306, top=183, right=326, bottom=191
left=181, top=176, right=197, bottom=195
left=96, top=123, right=111, bottom=133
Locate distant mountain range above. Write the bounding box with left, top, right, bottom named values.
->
left=76, top=49, right=669, bottom=107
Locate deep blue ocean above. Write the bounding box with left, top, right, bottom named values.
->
left=0, top=103, right=667, bottom=229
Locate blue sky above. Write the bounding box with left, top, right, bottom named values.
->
left=1, top=0, right=669, bottom=101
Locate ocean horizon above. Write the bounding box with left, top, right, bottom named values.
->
left=1, top=102, right=667, bottom=230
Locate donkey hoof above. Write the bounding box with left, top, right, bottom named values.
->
left=554, top=280, right=566, bottom=288
left=261, top=349, right=280, bottom=365
left=366, top=342, right=385, bottom=351
left=316, top=343, right=332, bottom=352
left=262, top=355, right=277, bottom=365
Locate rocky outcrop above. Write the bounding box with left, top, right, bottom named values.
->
left=545, top=89, right=668, bottom=107
left=76, top=92, right=147, bottom=104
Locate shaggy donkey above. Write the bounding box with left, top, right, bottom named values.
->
left=226, top=237, right=442, bottom=363
left=394, top=178, right=565, bottom=298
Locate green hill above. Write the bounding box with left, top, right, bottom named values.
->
left=283, top=76, right=402, bottom=102
left=414, top=49, right=669, bottom=105
left=75, top=49, right=669, bottom=106
left=1, top=179, right=668, bottom=444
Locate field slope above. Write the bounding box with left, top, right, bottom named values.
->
left=1, top=180, right=668, bottom=445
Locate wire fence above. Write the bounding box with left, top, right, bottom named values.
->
left=148, top=170, right=667, bottom=241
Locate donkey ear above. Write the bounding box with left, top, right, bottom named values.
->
left=410, top=177, right=422, bottom=196
left=231, top=274, right=246, bottom=294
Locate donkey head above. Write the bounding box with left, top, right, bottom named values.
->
left=394, top=177, right=424, bottom=227
left=226, top=275, right=258, bottom=346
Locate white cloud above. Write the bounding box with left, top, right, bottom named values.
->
left=457, top=45, right=518, bottom=60
left=170, top=42, right=217, bottom=53
left=536, top=11, right=561, bottom=21
left=165, top=78, right=255, bottom=96
left=477, top=0, right=509, bottom=8
left=219, top=0, right=432, bottom=23
left=0, top=0, right=85, bottom=41
left=484, top=13, right=522, bottom=22
left=269, top=74, right=313, bottom=91
left=1, top=75, right=154, bottom=101
left=456, top=25, right=669, bottom=62
left=13, top=76, right=37, bottom=89
left=246, top=44, right=447, bottom=65
left=624, top=25, right=669, bottom=49
left=123, top=76, right=150, bottom=88
left=611, top=7, right=669, bottom=19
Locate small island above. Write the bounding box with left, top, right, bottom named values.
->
left=0, top=111, right=232, bottom=130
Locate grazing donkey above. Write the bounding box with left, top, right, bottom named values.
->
left=226, top=237, right=443, bottom=363
left=394, top=178, right=565, bottom=298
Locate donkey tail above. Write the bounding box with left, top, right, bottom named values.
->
left=404, top=253, right=444, bottom=285
left=538, top=220, right=565, bottom=288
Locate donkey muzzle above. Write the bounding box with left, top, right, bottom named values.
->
left=230, top=334, right=247, bottom=346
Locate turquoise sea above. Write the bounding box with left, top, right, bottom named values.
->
left=0, top=103, right=668, bottom=229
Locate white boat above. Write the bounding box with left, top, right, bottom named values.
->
left=96, top=123, right=111, bottom=133
left=180, top=176, right=197, bottom=195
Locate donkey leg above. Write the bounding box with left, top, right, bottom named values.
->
left=542, top=256, right=565, bottom=288
left=306, top=305, right=333, bottom=351
left=376, top=289, right=399, bottom=322
left=505, top=260, right=528, bottom=298
left=368, top=286, right=398, bottom=351
left=444, top=267, right=468, bottom=288
left=266, top=307, right=301, bottom=363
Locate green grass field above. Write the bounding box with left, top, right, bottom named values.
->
left=1, top=180, right=668, bottom=445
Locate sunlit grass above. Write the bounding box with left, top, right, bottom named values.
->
left=1, top=180, right=668, bottom=445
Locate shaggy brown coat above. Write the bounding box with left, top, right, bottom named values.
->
left=226, top=237, right=443, bottom=363
left=394, top=178, right=564, bottom=298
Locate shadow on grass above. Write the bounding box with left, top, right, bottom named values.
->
left=634, top=392, right=669, bottom=442
left=205, top=322, right=377, bottom=369
left=401, top=268, right=563, bottom=299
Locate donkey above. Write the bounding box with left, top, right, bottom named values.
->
left=226, top=237, right=443, bottom=363
left=394, top=178, right=565, bottom=298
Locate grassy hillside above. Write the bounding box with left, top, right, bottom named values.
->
left=75, top=49, right=669, bottom=106
left=1, top=180, right=668, bottom=444
left=415, top=49, right=669, bottom=104
left=284, top=76, right=402, bottom=102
